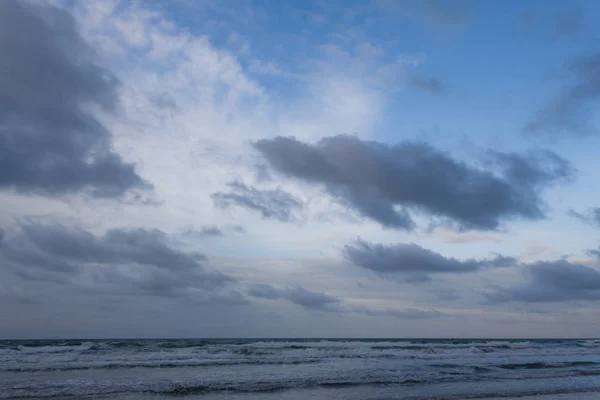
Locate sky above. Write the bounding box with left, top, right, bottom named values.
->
left=1, top=0, right=600, bottom=339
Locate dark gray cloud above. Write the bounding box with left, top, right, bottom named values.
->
left=408, top=75, right=444, bottom=94
left=484, top=260, right=600, bottom=303
left=488, top=149, right=574, bottom=187
left=0, top=222, right=234, bottom=299
left=182, top=225, right=246, bottom=238
left=344, top=239, right=515, bottom=283
left=568, top=207, right=600, bottom=229
left=248, top=283, right=340, bottom=310
left=248, top=283, right=282, bottom=300
left=184, top=226, right=225, bottom=237
left=212, top=181, right=303, bottom=222
left=285, top=285, right=340, bottom=309
left=198, top=226, right=224, bottom=236
left=254, top=135, right=572, bottom=230
left=553, top=8, right=583, bottom=40
left=525, top=52, right=600, bottom=136
left=0, top=0, right=148, bottom=197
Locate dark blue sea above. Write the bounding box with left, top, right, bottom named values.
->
left=3, top=339, right=600, bottom=399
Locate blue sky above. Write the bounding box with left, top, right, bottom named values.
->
left=159, top=0, right=597, bottom=144
left=1, top=0, right=600, bottom=338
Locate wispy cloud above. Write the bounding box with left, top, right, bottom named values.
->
left=212, top=181, right=304, bottom=222
left=377, top=0, right=472, bottom=28
left=525, top=52, right=600, bottom=137
left=553, top=8, right=584, bottom=40
left=568, top=207, right=600, bottom=229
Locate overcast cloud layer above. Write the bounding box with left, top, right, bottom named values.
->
left=2, top=0, right=600, bottom=339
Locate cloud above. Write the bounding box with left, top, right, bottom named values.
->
left=420, top=0, right=471, bottom=27
left=253, top=135, right=572, bottom=230
left=403, top=273, right=433, bottom=284
left=589, top=249, right=600, bottom=259
left=378, top=0, right=472, bottom=28
left=198, top=226, right=225, bottom=236
left=344, top=239, right=515, bottom=283
left=432, top=289, right=461, bottom=301
left=248, top=283, right=340, bottom=310
left=0, top=222, right=235, bottom=299
left=284, top=285, right=340, bottom=309
left=248, top=282, right=442, bottom=318
left=525, top=52, right=600, bottom=136
left=568, top=207, right=600, bottom=229
left=184, top=226, right=225, bottom=237
left=553, top=8, right=583, bottom=40
left=518, top=10, right=536, bottom=25
left=230, top=225, right=246, bottom=234
left=249, top=279, right=447, bottom=317
left=430, top=228, right=506, bottom=244
left=488, top=149, right=574, bottom=187
left=212, top=181, right=303, bottom=222
left=351, top=306, right=445, bottom=319
left=315, top=42, right=444, bottom=97
left=0, top=0, right=148, bottom=197
left=248, top=283, right=281, bottom=300
left=180, top=225, right=246, bottom=240
left=484, top=260, right=600, bottom=303
left=407, top=75, right=444, bottom=93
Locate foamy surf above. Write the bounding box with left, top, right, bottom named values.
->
left=2, top=339, right=600, bottom=399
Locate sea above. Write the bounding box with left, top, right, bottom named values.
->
left=2, top=339, right=600, bottom=399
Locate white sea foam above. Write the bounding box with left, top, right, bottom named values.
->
left=14, top=342, right=95, bottom=354
left=579, top=340, right=600, bottom=348
left=2, top=339, right=600, bottom=398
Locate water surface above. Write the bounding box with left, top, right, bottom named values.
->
left=3, top=338, right=600, bottom=399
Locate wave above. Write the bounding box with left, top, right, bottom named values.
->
left=2, top=339, right=580, bottom=355
left=4, top=338, right=600, bottom=375
left=499, top=361, right=598, bottom=370
left=13, top=342, right=96, bottom=354
left=0, top=375, right=429, bottom=399
left=5, top=357, right=598, bottom=376
left=0, top=357, right=324, bottom=372
left=143, top=371, right=600, bottom=394
left=133, top=376, right=427, bottom=396
left=578, top=340, right=600, bottom=348
left=4, top=371, right=600, bottom=399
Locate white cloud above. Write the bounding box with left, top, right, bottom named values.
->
left=23, top=0, right=398, bottom=243
left=4, top=0, right=591, bottom=338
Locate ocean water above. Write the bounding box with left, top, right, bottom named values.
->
left=2, top=339, right=600, bottom=399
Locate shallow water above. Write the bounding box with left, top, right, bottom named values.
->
left=2, top=338, right=600, bottom=399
